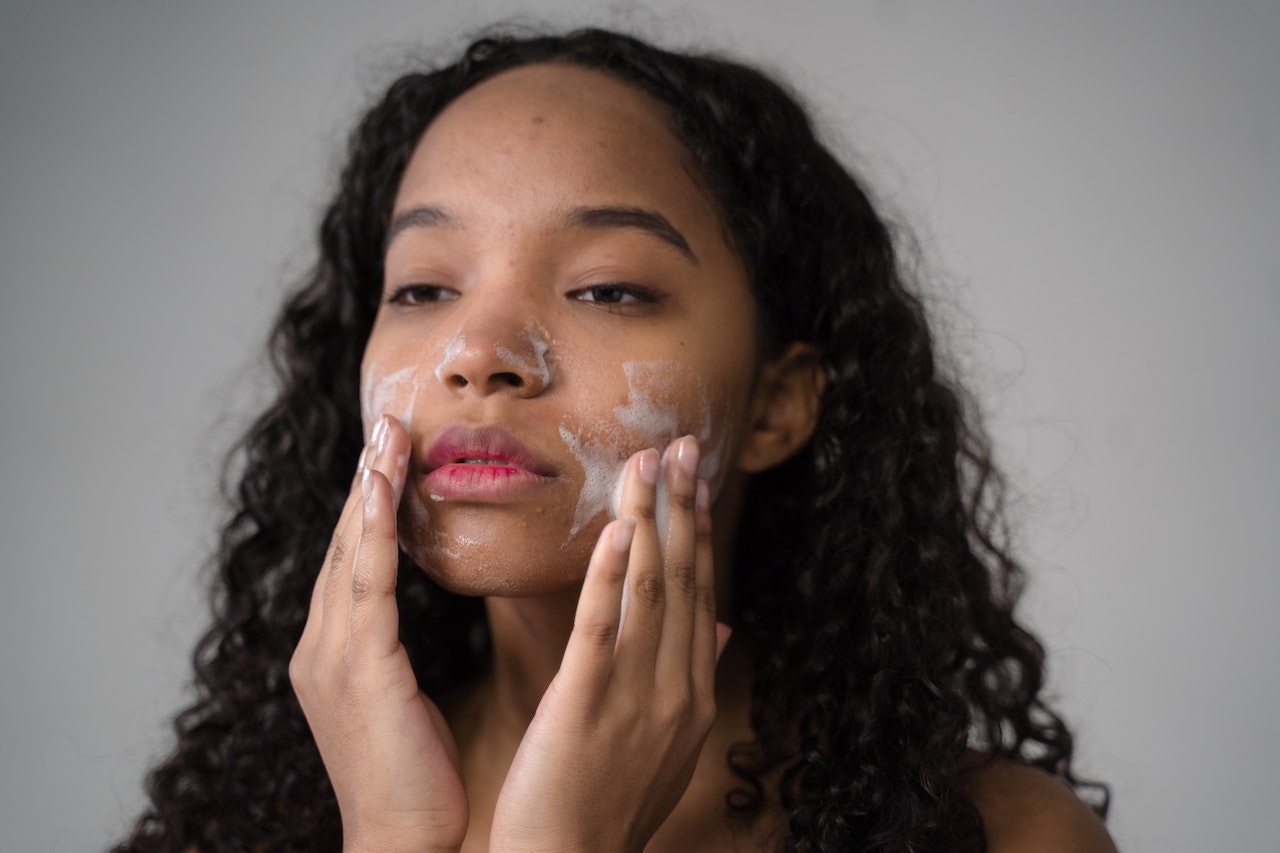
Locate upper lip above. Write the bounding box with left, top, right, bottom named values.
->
left=423, top=424, right=557, bottom=476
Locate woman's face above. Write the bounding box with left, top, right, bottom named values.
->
left=361, top=63, right=760, bottom=596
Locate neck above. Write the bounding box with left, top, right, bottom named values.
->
left=479, top=583, right=581, bottom=734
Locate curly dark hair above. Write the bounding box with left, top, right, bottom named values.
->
left=115, top=26, right=1107, bottom=852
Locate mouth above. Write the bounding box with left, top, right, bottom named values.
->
left=420, top=425, right=557, bottom=501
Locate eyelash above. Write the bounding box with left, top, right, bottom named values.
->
left=570, top=283, right=663, bottom=309
left=385, top=282, right=664, bottom=312
left=386, top=284, right=458, bottom=306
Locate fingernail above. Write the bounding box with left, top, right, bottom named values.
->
left=373, top=416, right=390, bottom=456
left=715, top=622, right=733, bottom=664
left=696, top=479, right=709, bottom=512
left=361, top=467, right=372, bottom=500
left=357, top=444, right=371, bottom=471
left=675, top=435, right=700, bottom=477
left=611, top=518, right=637, bottom=551
left=638, top=448, right=659, bottom=486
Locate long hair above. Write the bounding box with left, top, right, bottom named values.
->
left=116, top=27, right=1105, bottom=852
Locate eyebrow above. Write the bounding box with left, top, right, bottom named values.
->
left=385, top=205, right=455, bottom=251
left=383, top=203, right=699, bottom=265
left=567, top=205, right=698, bottom=265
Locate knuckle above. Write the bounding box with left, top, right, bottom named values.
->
left=669, top=489, right=696, bottom=514
left=695, top=517, right=713, bottom=542
left=634, top=574, right=665, bottom=607
left=668, top=560, right=697, bottom=594
left=694, top=584, right=717, bottom=616
left=574, top=619, right=618, bottom=648
left=349, top=568, right=373, bottom=603
left=657, top=687, right=693, bottom=723
left=328, top=537, right=350, bottom=570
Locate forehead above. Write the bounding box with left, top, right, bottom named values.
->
left=394, top=63, right=714, bottom=224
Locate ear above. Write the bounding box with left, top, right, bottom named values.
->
left=737, top=342, right=826, bottom=473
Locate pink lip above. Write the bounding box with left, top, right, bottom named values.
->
left=421, top=425, right=557, bottom=501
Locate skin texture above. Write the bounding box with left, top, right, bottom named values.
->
left=292, top=65, right=815, bottom=852
left=365, top=62, right=761, bottom=599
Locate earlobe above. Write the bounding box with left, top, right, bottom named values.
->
left=737, top=342, right=826, bottom=473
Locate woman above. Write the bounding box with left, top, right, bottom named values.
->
left=118, top=28, right=1115, bottom=852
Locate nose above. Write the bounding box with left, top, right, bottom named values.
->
left=435, top=312, right=554, bottom=399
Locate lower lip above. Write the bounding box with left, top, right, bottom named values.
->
left=423, top=463, right=555, bottom=502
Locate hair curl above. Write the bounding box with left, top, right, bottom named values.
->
left=116, top=27, right=1106, bottom=852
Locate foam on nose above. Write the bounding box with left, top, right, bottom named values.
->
left=494, top=323, right=556, bottom=388
left=433, top=334, right=467, bottom=385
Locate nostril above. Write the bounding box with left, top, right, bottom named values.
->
left=444, top=370, right=533, bottom=394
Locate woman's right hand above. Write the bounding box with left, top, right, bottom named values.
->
left=289, top=415, right=468, bottom=853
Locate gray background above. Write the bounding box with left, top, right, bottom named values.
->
left=3, top=1, right=1277, bottom=850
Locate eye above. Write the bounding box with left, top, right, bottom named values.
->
left=571, top=283, right=662, bottom=309
left=386, top=284, right=459, bottom=306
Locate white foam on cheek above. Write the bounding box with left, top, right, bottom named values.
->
left=616, top=361, right=726, bottom=511
left=694, top=398, right=731, bottom=500
left=380, top=368, right=422, bottom=434
left=564, top=360, right=686, bottom=538
left=363, top=361, right=423, bottom=438
left=433, top=334, right=466, bottom=385
left=560, top=359, right=731, bottom=548
left=614, top=362, right=682, bottom=442
left=560, top=425, right=627, bottom=536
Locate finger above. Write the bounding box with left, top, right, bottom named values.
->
left=370, top=415, right=412, bottom=506
left=557, top=519, right=636, bottom=694
left=655, top=436, right=702, bottom=680
left=347, top=465, right=403, bottom=659
left=689, top=478, right=721, bottom=700
left=613, top=448, right=664, bottom=671
left=339, top=414, right=412, bottom=651
left=320, top=417, right=392, bottom=631
left=299, top=440, right=373, bottom=650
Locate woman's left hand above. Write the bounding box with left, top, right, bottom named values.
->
left=489, top=435, right=731, bottom=853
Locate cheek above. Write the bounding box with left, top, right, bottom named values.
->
left=557, top=359, right=739, bottom=538
left=362, top=360, right=426, bottom=439
left=361, top=328, right=464, bottom=439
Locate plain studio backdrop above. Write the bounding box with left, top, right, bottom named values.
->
left=2, top=2, right=1276, bottom=850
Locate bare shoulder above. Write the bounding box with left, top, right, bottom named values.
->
left=959, top=758, right=1117, bottom=853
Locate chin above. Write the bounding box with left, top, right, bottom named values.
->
left=399, top=511, right=605, bottom=599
